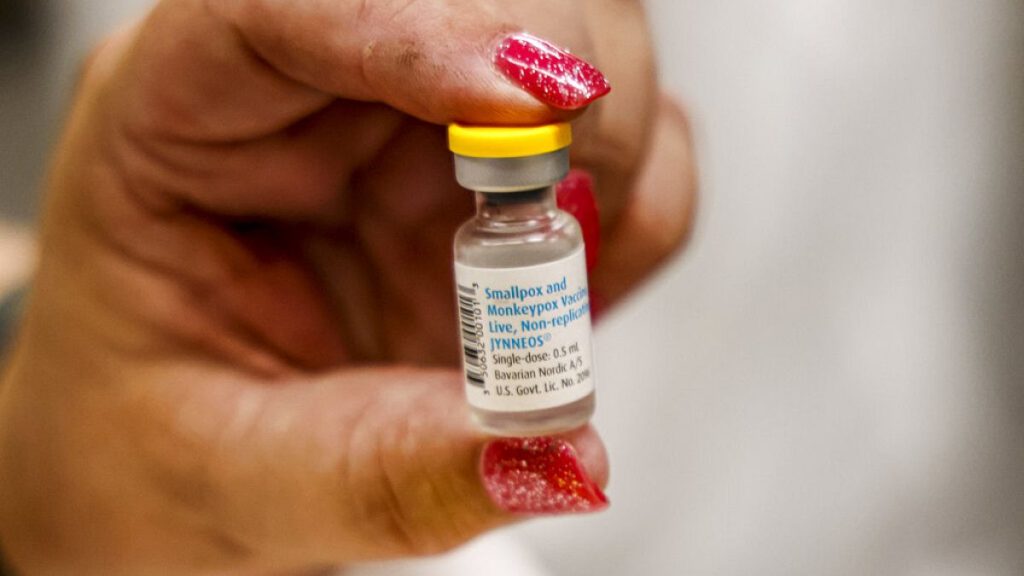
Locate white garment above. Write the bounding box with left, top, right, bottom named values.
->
left=515, top=1, right=1024, bottom=575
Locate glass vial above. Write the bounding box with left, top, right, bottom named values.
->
left=449, top=123, right=596, bottom=437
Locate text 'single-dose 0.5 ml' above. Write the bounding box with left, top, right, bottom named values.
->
left=450, top=124, right=596, bottom=436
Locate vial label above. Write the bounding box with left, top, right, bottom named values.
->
left=454, top=247, right=595, bottom=412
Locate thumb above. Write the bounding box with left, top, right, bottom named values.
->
left=209, top=368, right=608, bottom=565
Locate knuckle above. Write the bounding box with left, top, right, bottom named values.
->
left=662, top=98, right=700, bottom=248
left=94, top=381, right=254, bottom=564
left=351, top=392, right=484, bottom=557
left=74, top=29, right=128, bottom=97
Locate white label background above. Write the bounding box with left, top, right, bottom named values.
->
left=454, top=247, right=595, bottom=412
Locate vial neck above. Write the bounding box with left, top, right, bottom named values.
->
left=475, top=187, right=557, bottom=227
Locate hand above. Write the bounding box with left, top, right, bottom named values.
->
left=0, top=0, right=696, bottom=573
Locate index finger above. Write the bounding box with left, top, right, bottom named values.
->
left=107, top=0, right=610, bottom=143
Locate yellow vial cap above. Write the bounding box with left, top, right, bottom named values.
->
left=448, top=123, right=572, bottom=159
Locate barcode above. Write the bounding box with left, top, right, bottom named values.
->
left=457, top=283, right=486, bottom=387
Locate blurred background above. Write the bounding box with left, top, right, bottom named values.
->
left=2, top=1, right=1022, bottom=574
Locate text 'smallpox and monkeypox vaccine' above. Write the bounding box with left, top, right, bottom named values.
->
left=449, top=124, right=595, bottom=436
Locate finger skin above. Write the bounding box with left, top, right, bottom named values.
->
left=574, top=0, right=658, bottom=227
left=87, top=1, right=604, bottom=220
left=117, top=0, right=582, bottom=144
left=591, top=96, right=699, bottom=304
left=213, top=369, right=608, bottom=562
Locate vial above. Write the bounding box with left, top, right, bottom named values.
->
left=449, top=123, right=596, bottom=437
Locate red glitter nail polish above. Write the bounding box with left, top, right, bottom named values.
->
left=482, top=437, right=608, bottom=514
left=556, top=169, right=601, bottom=272
left=494, top=32, right=612, bottom=110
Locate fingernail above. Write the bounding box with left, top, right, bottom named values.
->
left=494, top=32, right=612, bottom=110
left=482, top=437, right=609, bottom=514
left=556, top=169, right=601, bottom=272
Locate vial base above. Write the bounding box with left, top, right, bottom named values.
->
left=470, top=391, right=595, bottom=437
